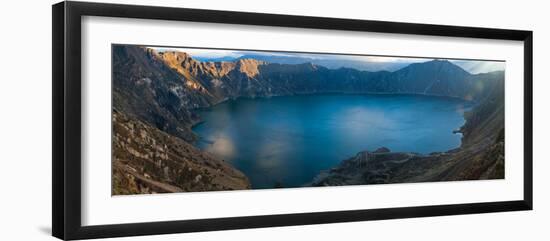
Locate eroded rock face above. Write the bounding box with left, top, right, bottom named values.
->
left=112, top=110, right=250, bottom=195
left=236, top=58, right=266, bottom=78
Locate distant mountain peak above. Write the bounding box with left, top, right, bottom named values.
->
left=431, top=59, right=460, bottom=68
left=419, top=59, right=452, bottom=66
left=402, top=59, right=470, bottom=75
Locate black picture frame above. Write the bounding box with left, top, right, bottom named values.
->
left=52, top=1, right=533, bottom=240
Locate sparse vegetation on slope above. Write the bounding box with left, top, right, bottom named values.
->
left=112, top=110, right=250, bottom=195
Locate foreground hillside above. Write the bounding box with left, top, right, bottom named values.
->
left=112, top=110, right=250, bottom=195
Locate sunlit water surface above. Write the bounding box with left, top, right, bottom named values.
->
left=192, top=94, right=469, bottom=189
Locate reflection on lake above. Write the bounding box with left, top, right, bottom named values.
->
left=192, top=94, right=469, bottom=189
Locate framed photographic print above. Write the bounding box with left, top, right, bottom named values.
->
left=52, top=1, right=533, bottom=240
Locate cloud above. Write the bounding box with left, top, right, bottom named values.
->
left=450, top=60, right=505, bottom=74
left=147, top=46, right=504, bottom=74
left=148, top=47, right=243, bottom=59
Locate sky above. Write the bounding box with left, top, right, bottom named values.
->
left=149, top=46, right=505, bottom=74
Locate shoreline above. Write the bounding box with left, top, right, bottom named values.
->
left=188, top=92, right=473, bottom=188
left=190, top=91, right=476, bottom=127
left=193, top=91, right=475, bottom=111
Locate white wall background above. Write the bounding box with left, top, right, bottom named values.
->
left=0, top=0, right=547, bottom=240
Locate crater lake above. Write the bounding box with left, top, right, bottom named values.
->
left=192, top=94, right=470, bottom=189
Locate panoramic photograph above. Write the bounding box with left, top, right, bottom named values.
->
left=111, top=44, right=505, bottom=195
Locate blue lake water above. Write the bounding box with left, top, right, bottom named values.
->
left=192, top=94, right=469, bottom=189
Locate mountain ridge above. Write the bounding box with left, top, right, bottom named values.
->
left=113, top=45, right=502, bottom=142
left=112, top=45, right=505, bottom=193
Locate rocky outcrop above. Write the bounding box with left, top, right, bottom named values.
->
left=112, top=110, right=250, bottom=195
left=310, top=149, right=419, bottom=185
left=311, top=134, right=504, bottom=186
left=236, top=58, right=266, bottom=78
